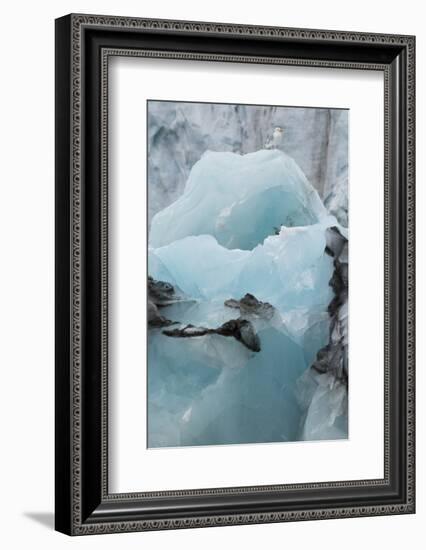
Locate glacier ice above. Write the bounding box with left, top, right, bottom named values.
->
left=147, top=147, right=348, bottom=447
left=150, top=149, right=330, bottom=250
left=296, top=369, right=348, bottom=441
left=151, top=226, right=334, bottom=312
left=148, top=323, right=308, bottom=447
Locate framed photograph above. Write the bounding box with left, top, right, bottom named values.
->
left=55, top=14, right=415, bottom=535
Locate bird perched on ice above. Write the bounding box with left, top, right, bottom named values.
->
left=264, top=126, right=284, bottom=149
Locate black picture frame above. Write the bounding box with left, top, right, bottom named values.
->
left=55, top=13, right=416, bottom=535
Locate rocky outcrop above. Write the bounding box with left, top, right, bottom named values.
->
left=148, top=279, right=264, bottom=352
left=224, top=293, right=275, bottom=320
left=311, top=227, right=348, bottom=383
left=147, top=276, right=183, bottom=328
left=163, top=318, right=261, bottom=353
left=162, top=293, right=276, bottom=352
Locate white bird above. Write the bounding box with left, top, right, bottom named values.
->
left=265, top=126, right=284, bottom=149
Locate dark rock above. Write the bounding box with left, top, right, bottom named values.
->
left=327, top=247, right=349, bottom=317
left=163, top=318, right=261, bottom=353
left=148, top=276, right=182, bottom=307
left=310, top=226, right=349, bottom=385
left=325, top=226, right=347, bottom=259
left=225, top=293, right=275, bottom=320
left=148, top=275, right=190, bottom=328
left=217, top=319, right=261, bottom=352
left=148, top=299, right=176, bottom=328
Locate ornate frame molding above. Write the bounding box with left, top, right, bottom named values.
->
left=55, top=14, right=415, bottom=535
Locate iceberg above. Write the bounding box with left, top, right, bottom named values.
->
left=147, top=148, right=348, bottom=447
left=150, top=149, right=330, bottom=250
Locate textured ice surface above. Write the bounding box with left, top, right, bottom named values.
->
left=148, top=146, right=348, bottom=447
left=150, top=149, right=330, bottom=250
left=148, top=319, right=308, bottom=447
left=296, top=369, right=348, bottom=440
left=151, top=227, right=333, bottom=311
